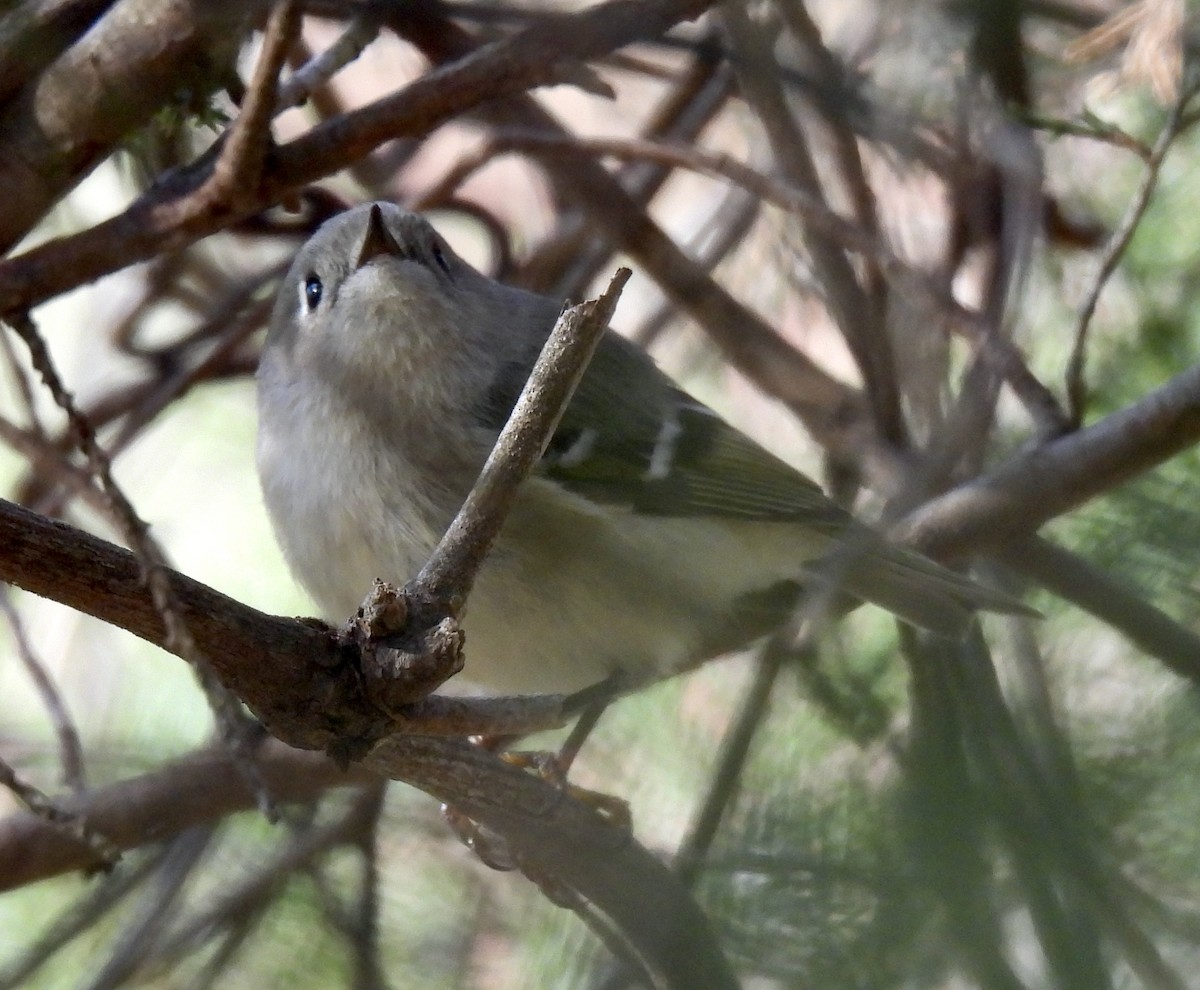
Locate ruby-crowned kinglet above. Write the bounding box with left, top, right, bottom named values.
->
left=256, top=202, right=1026, bottom=695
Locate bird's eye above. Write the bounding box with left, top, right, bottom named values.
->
left=303, top=274, right=323, bottom=310
left=431, top=242, right=450, bottom=274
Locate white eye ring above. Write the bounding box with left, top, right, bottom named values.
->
left=301, top=274, right=323, bottom=313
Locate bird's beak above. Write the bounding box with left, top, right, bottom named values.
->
left=355, top=204, right=404, bottom=270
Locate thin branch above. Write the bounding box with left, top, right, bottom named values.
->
left=0, top=590, right=86, bottom=792
left=519, top=38, right=734, bottom=297
left=415, top=269, right=630, bottom=609
left=0, top=496, right=572, bottom=747
left=495, top=129, right=1069, bottom=434
left=6, top=312, right=272, bottom=815
left=0, top=321, right=44, bottom=437
left=776, top=0, right=892, bottom=401
left=674, top=634, right=793, bottom=887
left=346, top=271, right=630, bottom=715
left=84, top=826, right=216, bottom=990
left=0, top=0, right=713, bottom=316
left=0, top=414, right=111, bottom=518
left=275, top=13, right=380, bottom=111
left=631, top=186, right=759, bottom=347
left=201, top=0, right=299, bottom=209
left=344, top=785, right=388, bottom=990
left=1065, top=87, right=1192, bottom=426
left=0, top=755, right=120, bottom=873
left=1022, top=108, right=1154, bottom=160
left=892, top=360, right=1200, bottom=561
left=148, top=784, right=385, bottom=966
left=1002, top=536, right=1200, bottom=684
left=719, top=1, right=905, bottom=444
left=0, top=847, right=165, bottom=990
left=0, top=741, right=373, bottom=892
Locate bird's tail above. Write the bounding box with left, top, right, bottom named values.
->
left=820, top=541, right=1037, bottom=637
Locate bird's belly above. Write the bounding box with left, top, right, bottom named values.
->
left=458, top=479, right=824, bottom=694
left=258, top=413, right=446, bottom=621
left=262, top=416, right=823, bottom=695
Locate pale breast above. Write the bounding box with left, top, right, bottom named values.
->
left=257, top=385, right=448, bottom=620
left=458, top=478, right=829, bottom=694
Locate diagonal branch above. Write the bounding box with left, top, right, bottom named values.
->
left=894, top=361, right=1200, bottom=559
left=416, top=270, right=629, bottom=609
left=1065, top=86, right=1192, bottom=425
left=0, top=0, right=714, bottom=315
left=200, top=0, right=299, bottom=209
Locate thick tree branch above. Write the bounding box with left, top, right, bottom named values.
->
left=0, top=496, right=370, bottom=751
left=0, top=0, right=114, bottom=106
left=0, top=0, right=264, bottom=251
left=0, top=493, right=737, bottom=987
left=0, top=741, right=373, bottom=893
left=894, top=362, right=1200, bottom=559
left=362, top=736, right=739, bottom=990
left=0, top=495, right=577, bottom=746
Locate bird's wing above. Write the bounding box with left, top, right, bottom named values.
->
left=476, top=328, right=1038, bottom=630
left=479, top=330, right=849, bottom=528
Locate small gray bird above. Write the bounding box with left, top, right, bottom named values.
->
left=257, top=202, right=1025, bottom=695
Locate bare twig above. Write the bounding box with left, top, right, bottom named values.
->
left=1002, top=536, right=1200, bottom=684
left=1022, top=109, right=1154, bottom=160
left=674, top=634, right=793, bottom=887
left=148, top=784, right=385, bottom=967
left=1065, top=87, right=1192, bottom=426
left=5, top=313, right=272, bottom=816
left=0, top=590, right=86, bottom=792
left=0, top=741, right=374, bottom=892
left=415, top=269, right=630, bottom=609
left=525, top=40, right=734, bottom=298
left=632, top=186, right=759, bottom=347
left=495, top=129, right=1069, bottom=434
left=276, top=13, right=380, bottom=111
left=0, top=0, right=712, bottom=316
left=351, top=270, right=630, bottom=713
left=201, top=0, right=299, bottom=208
left=719, top=2, right=904, bottom=444
left=0, top=322, right=44, bottom=437
left=0, top=755, right=119, bottom=872
left=85, top=827, right=216, bottom=990
left=777, top=0, right=891, bottom=376
left=0, top=848, right=165, bottom=990
left=0, top=413, right=112, bottom=518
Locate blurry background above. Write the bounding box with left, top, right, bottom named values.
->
left=2, top=0, right=1200, bottom=987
